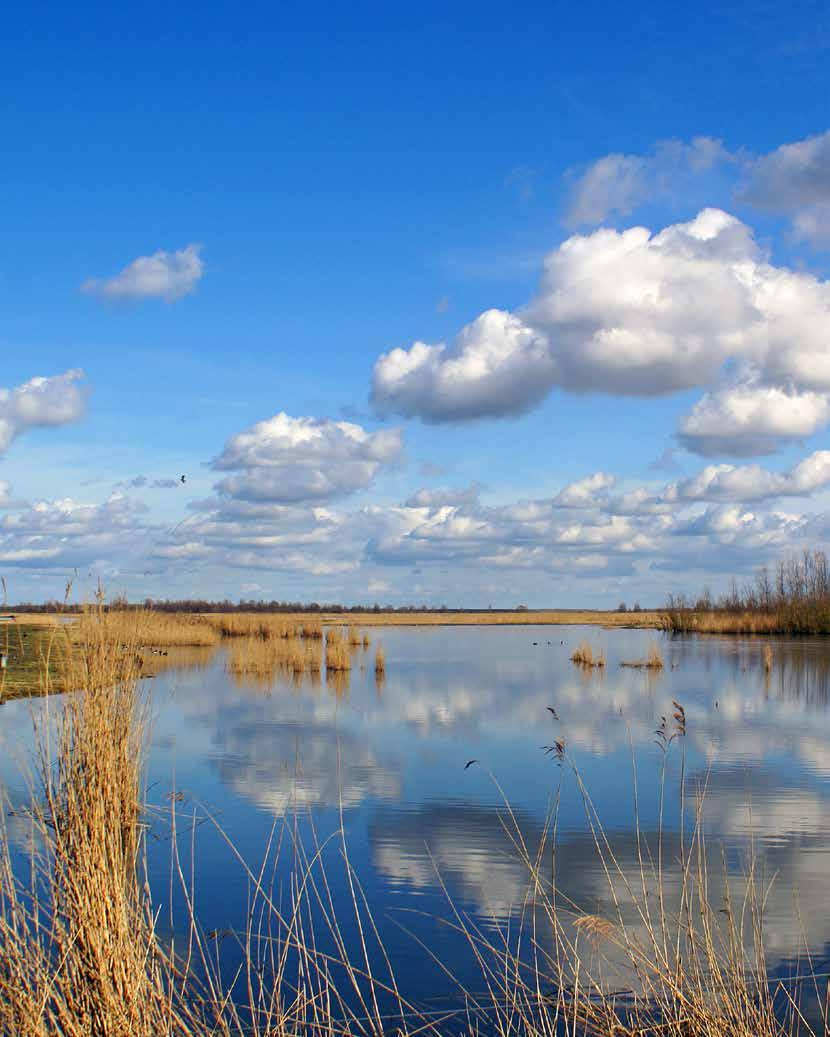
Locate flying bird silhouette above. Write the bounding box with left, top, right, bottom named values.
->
left=464, top=759, right=479, bottom=770
left=180, top=475, right=187, bottom=484
left=546, top=706, right=560, bottom=720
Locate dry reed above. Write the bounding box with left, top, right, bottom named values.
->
left=570, top=640, right=606, bottom=667
left=374, top=646, right=385, bottom=675
left=92, top=609, right=219, bottom=647
left=325, top=633, right=351, bottom=672
left=764, top=643, right=774, bottom=673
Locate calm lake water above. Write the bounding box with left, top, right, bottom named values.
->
left=3, top=623, right=830, bottom=1013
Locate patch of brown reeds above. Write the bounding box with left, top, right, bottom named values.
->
left=660, top=610, right=786, bottom=636
left=325, top=629, right=351, bottom=672
left=347, top=626, right=365, bottom=647
left=206, top=613, right=298, bottom=640
left=570, top=640, right=606, bottom=668
left=93, top=608, right=220, bottom=647
left=0, top=610, right=195, bottom=1034
left=620, top=641, right=665, bottom=669
left=374, top=646, right=385, bottom=675
left=764, top=643, right=774, bottom=673
left=225, top=634, right=324, bottom=688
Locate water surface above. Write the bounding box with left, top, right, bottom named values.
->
left=3, top=624, right=830, bottom=1011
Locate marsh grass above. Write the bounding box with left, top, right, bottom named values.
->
left=0, top=623, right=71, bottom=701
left=1, top=609, right=828, bottom=1037
left=374, top=646, right=385, bottom=676
left=84, top=608, right=220, bottom=647
left=226, top=634, right=324, bottom=688
left=570, top=640, right=606, bottom=668
left=325, top=629, right=352, bottom=672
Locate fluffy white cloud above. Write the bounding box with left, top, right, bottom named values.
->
left=372, top=208, right=830, bottom=423
left=554, top=472, right=616, bottom=507
left=372, top=309, right=554, bottom=421
left=678, top=377, right=830, bottom=456
left=211, top=412, right=403, bottom=503
left=566, top=137, right=730, bottom=226
left=82, top=244, right=203, bottom=302
left=0, top=494, right=150, bottom=568
left=671, top=451, right=830, bottom=503
left=0, top=370, right=88, bottom=454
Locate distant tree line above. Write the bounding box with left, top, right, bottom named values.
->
left=6, top=597, right=589, bottom=615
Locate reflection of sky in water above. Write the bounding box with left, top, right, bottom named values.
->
left=2, top=625, right=830, bottom=1005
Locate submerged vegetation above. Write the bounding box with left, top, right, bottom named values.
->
left=620, top=641, right=665, bottom=670
left=0, top=610, right=828, bottom=1034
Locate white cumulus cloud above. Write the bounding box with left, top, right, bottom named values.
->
left=371, top=209, right=830, bottom=424
left=678, top=376, right=830, bottom=457
left=372, top=309, right=554, bottom=421
left=0, top=370, right=88, bottom=454
left=82, top=244, right=204, bottom=302
left=211, top=412, right=403, bottom=503
left=672, top=451, right=830, bottom=503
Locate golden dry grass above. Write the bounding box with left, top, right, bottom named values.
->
left=660, top=610, right=787, bottom=635
left=324, top=630, right=351, bottom=672
left=570, top=640, right=606, bottom=667
left=225, top=634, right=324, bottom=688
left=90, top=609, right=219, bottom=647
left=374, top=645, right=385, bottom=675
left=295, top=608, right=663, bottom=629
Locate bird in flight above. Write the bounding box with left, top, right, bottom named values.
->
left=180, top=475, right=187, bottom=484
left=546, top=705, right=559, bottom=720
left=464, top=759, right=479, bottom=770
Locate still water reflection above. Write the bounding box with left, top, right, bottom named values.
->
left=2, top=624, right=830, bottom=1005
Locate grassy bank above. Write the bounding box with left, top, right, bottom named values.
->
left=0, top=608, right=826, bottom=1035
left=210, top=608, right=663, bottom=629
left=0, top=623, right=70, bottom=700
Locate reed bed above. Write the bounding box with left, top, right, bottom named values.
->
left=225, top=634, right=324, bottom=687
left=91, top=608, right=220, bottom=647
left=374, top=646, right=385, bottom=676
left=205, top=613, right=298, bottom=640
left=570, top=640, right=606, bottom=668
left=1, top=610, right=827, bottom=1037
left=325, top=629, right=352, bottom=672
left=620, top=641, right=665, bottom=669
left=661, top=609, right=788, bottom=636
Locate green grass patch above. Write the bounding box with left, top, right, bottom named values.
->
left=0, top=624, right=69, bottom=701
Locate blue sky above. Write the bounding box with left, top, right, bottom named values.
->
left=2, top=0, right=830, bottom=606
